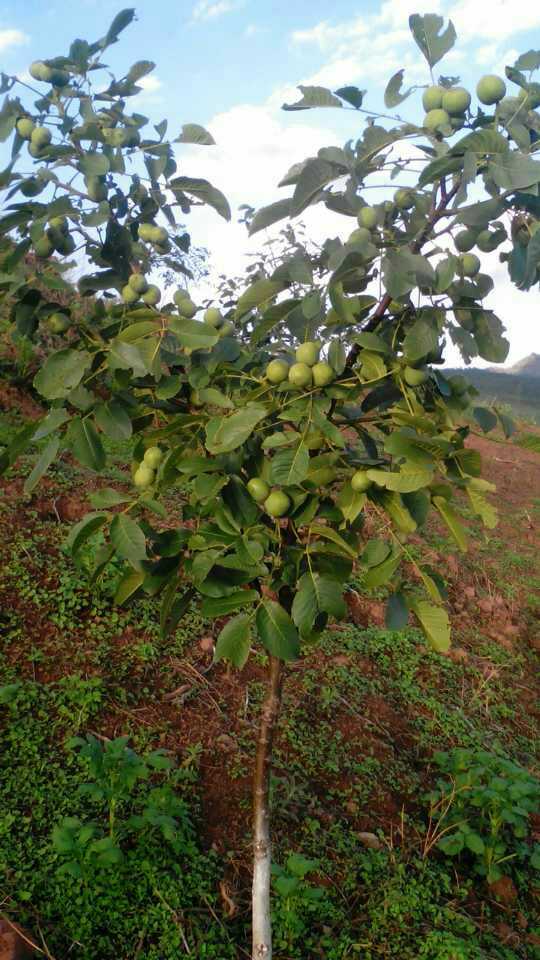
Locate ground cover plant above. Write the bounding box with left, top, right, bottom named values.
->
left=0, top=7, right=540, bottom=959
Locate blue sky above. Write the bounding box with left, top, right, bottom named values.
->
left=2, top=0, right=540, bottom=364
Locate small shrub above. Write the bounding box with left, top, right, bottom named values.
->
left=427, top=749, right=540, bottom=882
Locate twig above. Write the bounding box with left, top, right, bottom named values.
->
left=0, top=913, right=55, bottom=959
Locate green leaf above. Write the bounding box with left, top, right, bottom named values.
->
left=32, top=408, right=70, bottom=440
left=386, top=593, right=409, bottom=630
left=432, top=497, right=468, bottom=552
left=67, top=418, right=105, bottom=471
left=114, top=570, right=144, bottom=604
left=473, top=406, right=498, bottom=433
left=214, top=613, right=252, bottom=669
left=102, top=8, right=136, bottom=46
left=308, top=524, right=357, bottom=559
left=403, top=320, right=439, bottom=363
left=490, top=152, right=540, bottom=190
left=176, top=123, right=215, bottom=145
left=201, top=590, right=259, bottom=618
left=380, top=491, right=417, bottom=534
left=110, top=514, right=146, bottom=567
left=170, top=176, right=231, bottom=221
left=205, top=404, right=267, bottom=454
left=65, top=513, right=107, bottom=560
left=411, top=601, right=450, bottom=653
left=248, top=199, right=292, bottom=236
left=363, top=550, right=401, bottom=589
left=466, top=487, right=498, bottom=529
left=336, top=484, right=366, bottom=523
left=127, top=60, right=155, bottom=82
left=366, top=468, right=433, bottom=493
left=94, top=401, right=132, bottom=441
left=256, top=601, right=300, bottom=661
left=169, top=317, right=219, bottom=351
left=236, top=279, right=285, bottom=317
left=451, top=129, right=508, bottom=158
left=89, top=488, right=131, bottom=508
left=24, top=436, right=59, bottom=495
left=282, top=85, right=343, bottom=111
left=292, top=572, right=346, bottom=634
left=384, top=69, right=414, bottom=108
left=34, top=349, right=91, bottom=400
left=514, top=50, right=540, bottom=71
left=409, top=14, right=456, bottom=68
left=198, top=388, right=234, bottom=409
left=335, top=86, right=365, bottom=109
left=291, top=158, right=338, bottom=217
left=270, top=441, right=309, bottom=486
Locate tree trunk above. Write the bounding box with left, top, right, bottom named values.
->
left=251, top=655, right=284, bottom=959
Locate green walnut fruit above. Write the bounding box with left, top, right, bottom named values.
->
left=422, top=85, right=445, bottom=111
left=459, top=253, right=481, bottom=277
left=312, top=361, right=334, bottom=387
left=55, top=235, right=75, bottom=256
left=31, top=126, right=52, bottom=149
left=16, top=117, right=35, bottom=140
left=266, top=359, right=289, bottom=384
left=85, top=176, right=107, bottom=202
left=264, top=490, right=290, bottom=518
left=517, top=87, right=540, bottom=109
left=351, top=470, right=371, bottom=493
left=476, top=74, right=506, bottom=105
left=218, top=320, right=234, bottom=337
left=28, top=142, right=44, bottom=159
left=349, top=226, right=372, bottom=245
left=176, top=295, right=197, bottom=317
left=442, top=87, right=471, bottom=116
left=247, top=478, right=270, bottom=502
left=50, top=69, right=69, bottom=87
left=454, top=229, right=477, bottom=253
left=122, top=284, right=139, bottom=304
left=34, top=235, right=54, bottom=257
left=138, top=222, right=156, bottom=242
left=424, top=108, right=450, bottom=133
left=151, top=226, right=168, bottom=245
left=403, top=365, right=429, bottom=386
left=357, top=205, right=378, bottom=229
left=475, top=229, right=495, bottom=253
left=49, top=216, right=68, bottom=233
left=142, top=285, right=161, bottom=305
left=20, top=178, right=43, bottom=197
left=128, top=273, right=148, bottom=294
left=143, top=446, right=163, bottom=469
left=133, top=464, right=154, bottom=490
left=394, top=188, right=415, bottom=210
left=305, top=429, right=325, bottom=451
left=295, top=341, right=320, bottom=366
left=288, top=362, right=313, bottom=388
left=48, top=312, right=70, bottom=333
left=204, top=307, right=223, bottom=328
left=29, top=61, right=53, bottom=83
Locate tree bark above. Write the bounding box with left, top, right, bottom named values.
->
left=251, top=655, right=284, bottom=959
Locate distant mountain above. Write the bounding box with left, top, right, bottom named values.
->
left=489, top=353, right=540, bottom=377
left=444, top=362, right=540, bottom=424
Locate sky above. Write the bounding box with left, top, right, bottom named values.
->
left=2, top=0, right=540, bottom=366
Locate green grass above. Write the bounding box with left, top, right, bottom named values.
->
left=1, top=409, right=539, bottom=958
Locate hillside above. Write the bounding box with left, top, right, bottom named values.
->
left=444, top=364, right=540, bottom=424
left=490, top=354, right=540, bottom=377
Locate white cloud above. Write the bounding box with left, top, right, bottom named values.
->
left=181, top=0, right=540, bottom=362
left=138, top=75, right=162, bottom=93
left=191, top=0, right=241, bottom=22
left=0, top=28, right=28, bottom=53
